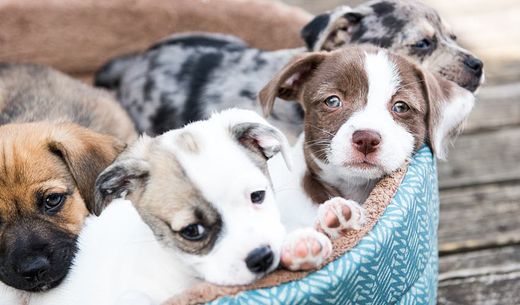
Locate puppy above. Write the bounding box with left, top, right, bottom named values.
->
left=0, top=109, right=290, bottom=305
left=94, top=0, right=483, bottom=138
left=0, top=64, right=135, bottom=292
left=260, top=46, right=475, bottom=270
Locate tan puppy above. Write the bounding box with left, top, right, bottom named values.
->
left=0, top=64, right=135, bottom=292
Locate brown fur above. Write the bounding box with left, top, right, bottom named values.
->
left=260, top=46, right=463, bottom=201
left=0, top=63, right=134, bottom=291
left=95, top=138, right=223, bottom=256
left=135, top=143, right=222, bottom=255
left=0, top=122, right=124, bottom=230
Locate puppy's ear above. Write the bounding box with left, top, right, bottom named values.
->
left=417, top=68, right=475, bottom=159
left=94, top=157, right=150, bottom=214
left=232, top=122, right=292, bottom=170
left=48, top=124, right=126, bottom=216
left=259, top=52, right=327, bottom=116
left=301, top=6, right=365, bottom=51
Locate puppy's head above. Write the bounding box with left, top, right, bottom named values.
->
left=95, top=109, right=290, bottom=285
left=301, top=0, right=483, bottom=92
left=0, top=122, right=124, bottom=292
left=260, top=47, right=474, bottom=183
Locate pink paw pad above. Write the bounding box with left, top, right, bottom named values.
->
left=316, top=197, right=365, bottom=239
left=280, top=228, right=332, bottom=271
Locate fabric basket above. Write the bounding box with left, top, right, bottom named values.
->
left=206, top=146, right=439, bottom=305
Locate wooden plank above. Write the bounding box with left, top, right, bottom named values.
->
left=438, top=182, right=520, bottom=254
left=465, top=82, right=520, bottom=133
left=438, top=245, right=520, bottom=305
left=438, top=126, right=520, bottom=189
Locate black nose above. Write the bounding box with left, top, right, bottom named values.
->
left=245, top=246, right=274, bottom=274
left=463, top=55, right=483, bottom=74
left=16, top=256, right=50, bottom=281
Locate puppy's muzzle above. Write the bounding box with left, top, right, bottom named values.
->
left=0, top=220, right=77, bottom=292
left=352, top=130, right=381, bottom=156
left=16, top=256, right=51, bottom=282
left=461, top=54, right=484, bottom=92
left=245, top=245, right=274, bottom=274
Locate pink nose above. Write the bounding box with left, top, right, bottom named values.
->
left=352, top=130, right=381, bottom=155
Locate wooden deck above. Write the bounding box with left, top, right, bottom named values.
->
left=284, top=0, right=520, bottom=303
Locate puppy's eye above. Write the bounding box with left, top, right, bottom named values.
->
left=392, top=101, right=410, bottom=113
left=179, top=224, right=207, bottom=241
left=44, top=193, right=66, bottom=214
left=324, top=96, right=342, bottom=108
left=449, top=34, right=457, bottom=41
left=412, top=38, right=432, bottom=50
left=250, top=190, right=266, bottom=204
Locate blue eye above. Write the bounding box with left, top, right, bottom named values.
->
left=324, top=96, right=342, bottom=108
left=392, top=101, right=410, bottom=113
left=413, top=38, right=432, bottom=50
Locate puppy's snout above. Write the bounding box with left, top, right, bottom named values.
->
left=245, top=246, right=274, bottom=274
left=463, top=55, right=483, bottom=75
left=16, top=256, right=50, bottom=281
left=352, top=130, right=381, bottom=155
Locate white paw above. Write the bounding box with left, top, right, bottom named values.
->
left=280, top=228, right=332, bottom=271
left=316, top=197, right=365, bottom=239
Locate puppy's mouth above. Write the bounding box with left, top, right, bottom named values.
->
left=25, top=275, right=66, bottom=292
left=344, top=155, right=381, bottom=169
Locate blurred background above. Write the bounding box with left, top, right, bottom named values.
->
left=1, top=0, right=519, bottom=304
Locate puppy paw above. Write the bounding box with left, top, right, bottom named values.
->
left=280, top=228, right=332, bottom=271
left=316, top=197, right=365, bottom=239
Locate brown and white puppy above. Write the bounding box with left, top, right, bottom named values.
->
left=94, top=0, right=483, bottom=138
left=262, top=46, right=474, bottom=270
left=0, top=64, right=135, bottom=292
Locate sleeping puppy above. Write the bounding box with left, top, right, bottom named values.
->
left=94, top=0, right=483, bottom=138
left=0, top=109, right=289, bottom=305
left=261, top=46, right=475, bottom=270
left=0, top=64, right=136, bottom=293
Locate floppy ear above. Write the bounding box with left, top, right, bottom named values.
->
left=258, top=52, right=327, bottom=116
left=417, top=68, right=475, bottom=159
left=94, top=157, right=150, bottom=215
left=48, top=123, right=126, bottom=216
left=301, top=6, right=365, bottom=51
left=231, top=122, right=292, bottom=170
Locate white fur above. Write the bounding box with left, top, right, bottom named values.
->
left=433, top=91, right=474, bottom=160
left=161, top=110, right=288, bottom=285
left=1, top=199, right=195, bottom=305
left=1, top=109, right=288, bottom=305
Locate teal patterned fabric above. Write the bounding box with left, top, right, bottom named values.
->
left=208, top=145, right=439, bottom=305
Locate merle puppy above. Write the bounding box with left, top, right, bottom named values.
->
left=95, top=0, right=483, bottom=138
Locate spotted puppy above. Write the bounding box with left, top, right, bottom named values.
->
left=262, top=46, right=474, bottom=270
left=95, top=0, right=483, bottom=138
left=0, top=109, right=290, bottom=305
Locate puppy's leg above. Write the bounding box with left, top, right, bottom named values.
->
left=280, top=228, right=332, bottom=271
left=316, top=197, right=365, bottom=239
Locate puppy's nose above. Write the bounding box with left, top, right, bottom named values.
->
left=352, top=130, right=381, bottom=155
left=17, top=256, right=50, bottom=281
left=245, top=246, right=274, bottom=274
left=463, top=55, right=483, bottom=75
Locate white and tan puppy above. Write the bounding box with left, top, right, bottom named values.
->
left=0, top=109, right=290, bottom=305
left=262, top=46, right=474, bottom=270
